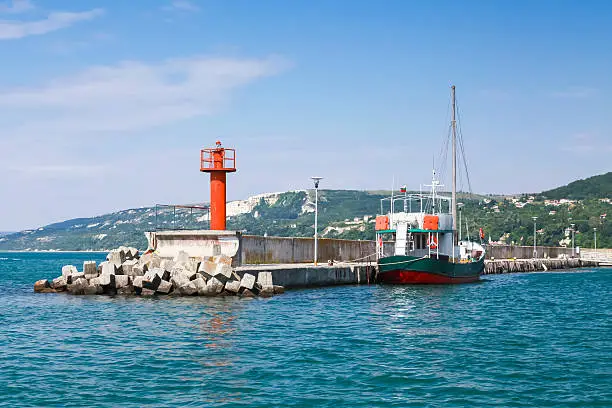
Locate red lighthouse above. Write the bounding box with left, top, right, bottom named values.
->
left=200, top=141, right=236, bottom=231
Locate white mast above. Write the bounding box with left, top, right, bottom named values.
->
left=451, top=85, right=457, bottom=243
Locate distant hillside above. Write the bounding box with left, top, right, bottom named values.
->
left=0, top=190, right=387, bottom=251
left=540, top=172, right=612, bottom=200
left=1, top=174, right=610, bottom=251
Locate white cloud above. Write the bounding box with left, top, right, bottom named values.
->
left=163, top=0, right=200, bottom=12
left=0, top=55, right=290, bottom=135
left=0, top=0, right=34, bottom=14
left=0, top=8, right=104, bottom=40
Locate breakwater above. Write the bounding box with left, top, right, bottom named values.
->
left=484, top=258, right=597, bottom=274
left=32, top=239, right=601, bottom=294
left=34, top=246, right=285, bottom=297
left=146, top=230, right=579, bottom=266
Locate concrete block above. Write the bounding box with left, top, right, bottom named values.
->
left=192, top=277, right=207, bottom=295
left=106, top=249, right=125, bottom=266
left=240, top=273, right=256, bottom=291
left=66, top=277, right=88, bottom=294
left=171, top=265, right=196, bottom=281
left=224, top=280, right=241, bottom=294
left=84, top=283, right=100, bottom=295
left=51, top=276, right=67, bottom=291
left=62, top=265, right=78, bottom=279
left=117, top=285, right=134, bottom=295
left=259, top=286, right=274, bottom=297
left=257, top=271, right=273, bottom=288
left=125, top=247, right=139, bottom=260
left=177, top=281, right=197, bottom=296
left=122, top=259, right=139, bottom=276
left=240, top=289, right=255, bottom=297
left=161, top=259, right=176, bottom=273
left=142, top=274, right=161, bottom=291
left=206, top=277, right=224, bottom=294
left=157, top=280, right=172, bottom=294
left=134, top=265, right=145, bottom=276
left=133, top=276, right=144, bottom=288
left=100, top=261, right=116, bottom=276
left=34, top=279, right=50, bottom=292
left=83, top=261, right=98, bottom=278
left=141, top=288, right=155, bottom=296
left=171, top=274, right=190, bottom=289
left=140, top=253, right=161, bottom=269
left=213, top=254, right=232, bottom=265
left=67, top=272, right=85, bottom=284
left=139, top=252, right=152, bottom=266
left=214, top=264, right=233, bottom=283
left=198, top=261, right=216, bottom=280
left=273, top=285, right=285, bottom=294
left=150, top=254, right=162, bottom=269
left=184, top=259, right=199, bottom=274
left=174, top=250, right=190, bottom=264
left=115, top=275, right=130, bottom=289
left=98, top=272, right=112, bottom=286
left=148, top=267, right=170, bottom=282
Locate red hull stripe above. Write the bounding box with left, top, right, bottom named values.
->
left=379, top=270, right=480, bottom=284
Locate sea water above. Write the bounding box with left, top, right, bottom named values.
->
left=1, top=252, right=610, bottom=407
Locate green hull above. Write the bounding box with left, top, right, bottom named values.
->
left=377, top=255, right=484, bottom=284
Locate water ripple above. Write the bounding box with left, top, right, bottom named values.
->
left=0, top=253, right=611, bottom=407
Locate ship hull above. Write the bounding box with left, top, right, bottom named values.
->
left=377, top=255, right=484, bottom=284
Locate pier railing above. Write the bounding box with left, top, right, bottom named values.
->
left=154, top=204, right=210, bottom=231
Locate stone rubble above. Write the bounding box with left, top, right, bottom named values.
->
left=34, top=247, right=284, bottom=298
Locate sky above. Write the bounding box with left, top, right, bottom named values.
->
left=0, top=0, right=611, bottom=231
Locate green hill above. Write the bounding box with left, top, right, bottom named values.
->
left=1, top=174, right=610, bottom=251
left=539, top=172, right=612, bottom=200
left=0, top=190, right=388, bottom=251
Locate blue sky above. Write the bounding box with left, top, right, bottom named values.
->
left=0, top=0, right=611, bottom=230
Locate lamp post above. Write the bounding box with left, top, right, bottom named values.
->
left=570, top=223, right=575, bottom=257
left=594, top=227, right=597, bottom=253
left=532, top=216, right=538, bottom=259
left=311, top=177, right=323, bottom=265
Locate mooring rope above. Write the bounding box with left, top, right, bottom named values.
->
left=334, top=253, right=377, bottom=264
left=375, top=255, right=429, bottom=267
left=336, top=254, right=431, bottom=266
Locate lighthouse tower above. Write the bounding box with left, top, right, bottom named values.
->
left=200, top=141, right=236, bottom=230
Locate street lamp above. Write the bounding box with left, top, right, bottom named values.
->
left=311, top=177, right=323, bottom=265
left=532, top=216, right=538, bottom=259
left=570, top=223, right=575, bottom=257
left=594, top=227, right=597, bottom=253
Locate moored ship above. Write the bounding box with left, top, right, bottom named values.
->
left=375, top=86, right=485, bottom=284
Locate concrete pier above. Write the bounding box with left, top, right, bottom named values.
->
left=235, top=263, right=377, bottom=289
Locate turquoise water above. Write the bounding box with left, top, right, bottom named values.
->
left=1, top=252, right=611, bottom=407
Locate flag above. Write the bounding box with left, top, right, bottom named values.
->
left=400, top=185, right=407, bottom=193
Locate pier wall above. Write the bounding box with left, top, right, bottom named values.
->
left=239, top=237, right=577, bottom=265
left=239, top=235, right=390, bottom=265
left=235, top=263, right=375, bottom=289
left=146, top=230, right=584, bottom=268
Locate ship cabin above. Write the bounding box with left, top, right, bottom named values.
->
left=375, top=189, right=483, bottom=263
